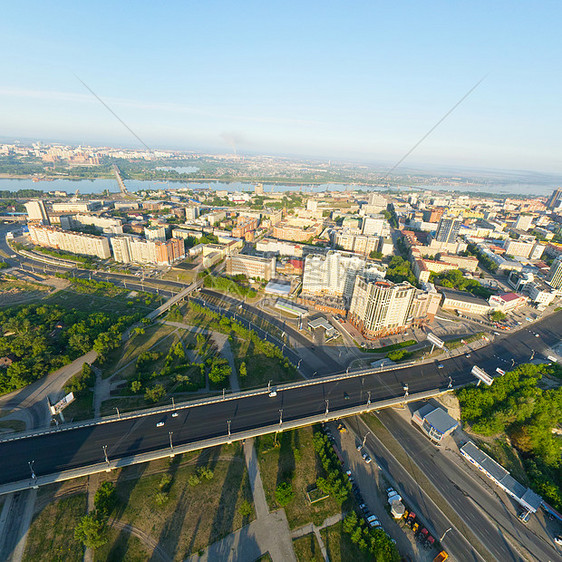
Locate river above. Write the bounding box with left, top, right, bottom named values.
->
left=0, top=178, right=556, bottom=197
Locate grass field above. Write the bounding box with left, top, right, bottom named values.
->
left=0, top=419, right=27, bottom=432
left=161, top=268, right=197, bottom=284
left=62, top=389, right=95, bottom=422
left=320, top=521, right=372, bottom=562
left=101, top=323, right=178, bottom=380
left=476, top=436, right=529, bottom=485
left=45, top=288, right=153, bottom=317
left=102, top=444, right=254, bottom=560
left=23, top=493, right=87, bottom=562
left=293, top=533, right=324, bottom=562
left=230, top=335, right=302, bottom=390
left=93, top=527, right=151, bottom=562
left=256, top=426, right=347, bottom=529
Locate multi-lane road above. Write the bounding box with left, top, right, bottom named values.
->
left=0, top=309, right=559, bottom=492
left=375, top=409, right=560, bottom=562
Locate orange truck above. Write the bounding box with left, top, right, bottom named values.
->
left=433, top=551, right=448, bottom=562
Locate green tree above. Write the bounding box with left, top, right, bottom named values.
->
left=131, top=380, right=142, bottom=393
left=239, top=362, right=247, bottom=377
left=145, top=384, right=166, bottom=403
left=490, top=310, right=506, bottom=322
left=74, top=514, right=108, bottom=549
left=94, top=482, right=116, bottom=517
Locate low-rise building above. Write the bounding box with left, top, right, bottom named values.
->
left=225, top=254, right=276, bottom=280
left=412, top=404, right=458, bottom=443
left=439, top=287, right=491, bottom=315
left=489, top=292, right=527, bottom=313
left=461, top=442, right=542, bottom=513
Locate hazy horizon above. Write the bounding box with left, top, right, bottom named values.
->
left=2, top=2, right=562, bottom=174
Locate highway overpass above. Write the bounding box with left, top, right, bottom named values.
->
left=0, top=310, right=559, bottom=495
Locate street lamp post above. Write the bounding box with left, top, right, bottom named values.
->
left=227, top=419, right=232, bottom=440
left=367, top=390, right=372, bottom=406
left=440, top=527, right=452, bottom=542
left=115, top=407, right=120, bottom=419
left=279, top=409, right=283, bottom=426
left=169, top=431, right=174, bottom=456
left=102, top=445, right=110, bottom=472
left=28, top=460, right=36, bottom=480
left=325, top=399, right=329, bottom=416
left=362, top=431, right=371, bottom=447
left=297, top=359, right=302, bottom=369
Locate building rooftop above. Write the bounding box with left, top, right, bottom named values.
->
left=416, top=405, right=459, bottom=436
left=438, top=287, right=490, bottom=306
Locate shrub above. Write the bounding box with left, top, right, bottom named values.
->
left=275, top=482, right=294, bottom=507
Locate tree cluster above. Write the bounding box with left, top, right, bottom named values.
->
left=312, top=432, right=351, bottom=504
left=457, top=363, right=562, bottom=509
left=342, top=511, right=400, bottom=561
left=385, top=256, right=417, bottom=287
left=0, top=304, right=135, bottom=394
left=430, top=269, right=492, bottom=299
left=202, top=274, right=257, bottom=299
left=74, top=481, right=116, bottom=550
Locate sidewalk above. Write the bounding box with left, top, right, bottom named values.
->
left=188, top=439, right=297, bottom=562
left=291, top=513, right=344, bottom=562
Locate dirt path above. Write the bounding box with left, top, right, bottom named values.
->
left=110, top=521, right=172, bottom=562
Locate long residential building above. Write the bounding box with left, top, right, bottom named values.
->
left=51, top=201, right=102, bottom=213
left=28, top=224, right=111, bottom=259
left=59, top=213, right=123, bottom=234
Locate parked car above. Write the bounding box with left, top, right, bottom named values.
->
left=362, top=452, right=372, bottom=464
left=554, top=535, right=562, bottom=546
left=156, top=421, right=165, bottom=427
left=426, top=535, right=435, bottom=550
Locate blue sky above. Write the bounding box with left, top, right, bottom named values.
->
left=1, top=1, right=561, bottom=172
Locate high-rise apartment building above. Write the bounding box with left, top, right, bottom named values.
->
left=514, top=215, right=533, bottom=231
left=145, top=225, right=168, bottom=241
left=435, top=216, right=462, bottom=244
left=24, top=200, right=50, bottom=224
left=548, top=256, right=562, bottom=289
left=546, top=189, right=562, bottom=210
left=362, top=215, right=389, bottom=237
left=302, top=251, right=386, bottom=302
left=348, top=278, right=440, bottom=339
left=110, top=235, right=185, bottom=266
left=349, top=279, right=416, bottom=338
